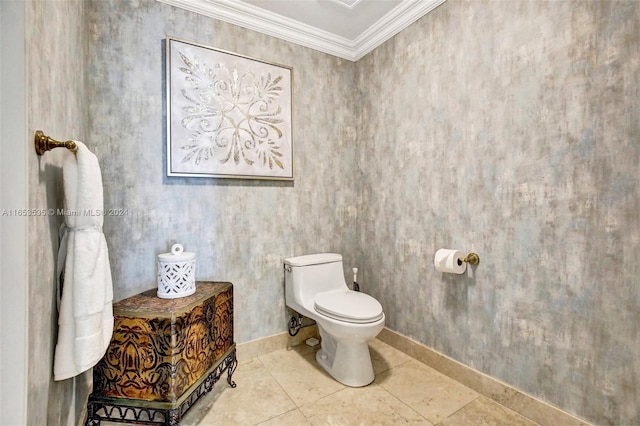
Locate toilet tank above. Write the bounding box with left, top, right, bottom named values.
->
left=284, top=253, right=347, bottom=312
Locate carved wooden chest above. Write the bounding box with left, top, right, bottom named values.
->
left=86, top=281, right=236, bottom=426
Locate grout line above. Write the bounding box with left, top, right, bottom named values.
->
left=432, top=395, right=481, bottom=426
left=375, top=381, right=433, bottom=425
left=253, top=407, right=304, bottom=426
left=264, top=363, right=302, bottom=409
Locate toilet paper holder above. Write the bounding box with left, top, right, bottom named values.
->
left=457, top=253, right=480, bottom=266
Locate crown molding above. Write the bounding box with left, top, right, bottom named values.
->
left=352, top=0, right=446, bottom=60
left=157, top=0, right=446, bottom=61
left=329, top=0, right=365, bottom=10
left=158, top=0, right=357, bottom=60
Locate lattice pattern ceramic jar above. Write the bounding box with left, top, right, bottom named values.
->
left=157, top=243, right=196, bottom=299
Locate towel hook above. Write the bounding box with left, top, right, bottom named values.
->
left=34, top=130, right=77, bottom=155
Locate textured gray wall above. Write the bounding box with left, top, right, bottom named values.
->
left=27, top=1, right=92, bottom=425
left=355, top=1, right=639, bottom=425
left=87, top=0, right=358, bottom=344
left=24, top=0, right=639, bottom=425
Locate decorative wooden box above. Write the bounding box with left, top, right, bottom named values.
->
left=86, top=281, right=236, bottom=426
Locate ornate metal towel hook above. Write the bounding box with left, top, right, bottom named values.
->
left=34, top=130, right=77, bottom=155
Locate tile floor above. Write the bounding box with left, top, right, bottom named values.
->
left=180, top=338, right=539, bottom=426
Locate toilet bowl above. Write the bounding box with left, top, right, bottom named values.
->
left=284, top=253, right=385, bottom=387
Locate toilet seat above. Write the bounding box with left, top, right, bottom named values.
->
left=314, top=290, right=384, bottom=324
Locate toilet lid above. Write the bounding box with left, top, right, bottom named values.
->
left=314, top=290, right=384, bottom=324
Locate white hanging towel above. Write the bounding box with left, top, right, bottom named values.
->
left=54, top=141, right=114, bottom=381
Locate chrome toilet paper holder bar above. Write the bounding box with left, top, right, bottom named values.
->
left=457, top=253, right=480, bottom=266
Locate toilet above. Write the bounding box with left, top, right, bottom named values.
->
left=284, top=253, right=385, bottom=387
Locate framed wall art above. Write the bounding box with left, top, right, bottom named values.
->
left=166, top=36, right=294, bottom=180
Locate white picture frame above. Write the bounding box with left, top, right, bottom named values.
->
left=166, top=36, right=294, bottom=180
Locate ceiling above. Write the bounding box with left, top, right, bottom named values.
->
left=157, top=0, right=446, bottom=61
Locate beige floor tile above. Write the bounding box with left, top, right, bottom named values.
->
left=299, top=384, right=433, bottom=426
left=258, top=343, right=320, bottom=370
left=183, top=357, right=297, bottom=425
left=257, top=408, right=313, bottom=425
left=259, top=346, right=345, bottom=407
left=369, top=337, right=413, bottom=374
left=440, top=396, right=540, bottom=426
left=376, top=359, right=479, bottom=424
left=92, top=338, right=572, bottom=426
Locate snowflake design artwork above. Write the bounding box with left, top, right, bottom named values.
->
left=170, top=46, right=292, bottom=178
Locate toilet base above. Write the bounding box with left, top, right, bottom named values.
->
left=316, top=327, right=375, bottom=387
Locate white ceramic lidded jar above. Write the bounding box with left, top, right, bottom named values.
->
left=157, top=243, right=196, bottom=299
